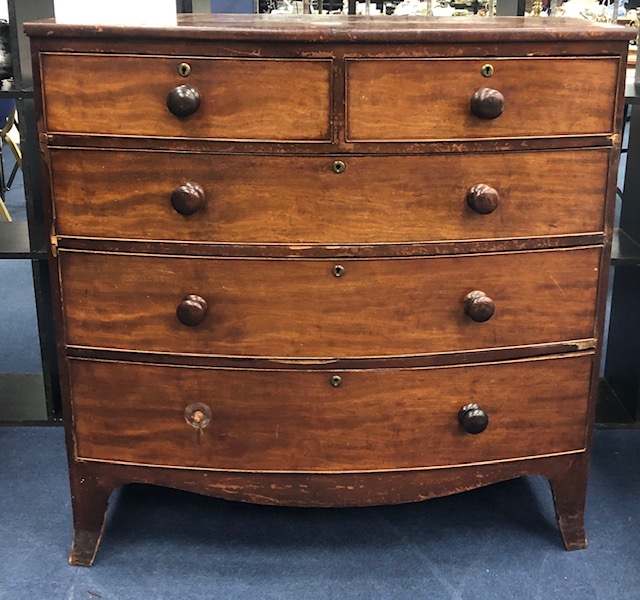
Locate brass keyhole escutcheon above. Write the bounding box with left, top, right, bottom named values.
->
left=332, top=264, right=345, bottom=278
left=332, top=160, right=346, bottom=174
left=330, top=375, right=343, bottom=387
left=178, top=62, right=192, bottom=77
left=481, top=64, right=494, bottom=78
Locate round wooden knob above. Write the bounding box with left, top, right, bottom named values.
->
left=171, top=183, right=206, bottom=216
left=464, top=290, right=495, bottom=323
left=470, top=87, right=504, bottom=120
left=466, top=184, right=500, bottom=215
left=176, top=294, right=208, bottom=327
left=458, top=403, right=489, bottom=434
left=167, top=85, right=201, bottom=117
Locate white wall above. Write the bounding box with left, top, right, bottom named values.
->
left=52, top=0, right=176, bottom=25
left=0, top=0, right=9, bottom=22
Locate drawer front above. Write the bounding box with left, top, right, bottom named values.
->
left=59, top=248, right=600, bottom=358
left=70, top=354, right=592, bottom=471
left=347, top=57, right=618, bottom=141
left=41, top=53, right=332, bottom=141
left=50, top=148, right=608, bottom=243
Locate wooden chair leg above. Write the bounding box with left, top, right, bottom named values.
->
left=548, top=456, right=589, bottom=551
left=0, top=197, right=11, bottom=222
left=69, top=476, right=113, bottom=567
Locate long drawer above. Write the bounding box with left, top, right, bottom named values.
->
left=69, top=354, right=592, bottom=471
left=347, top=57, right=619, bottom=141
left=50, top=148, right=608, bottom=243
left=59, top=247, right=600, bottom=358
left=40, top=53, right=332, bottom=141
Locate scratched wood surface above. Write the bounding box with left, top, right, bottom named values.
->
left=70, top=353, right=592, bottom=471
left=24, top=15, right=636, bottom=44
left=25, top=16, right=631, bottom=564
left=41, top=53, right=332, bottom=141
left=49, top=147, right=608, bottom=243
left=66, top=451, right=589, bottom=511
left=347, top=57, right=619, bottom=140
left=59, top=247, right=600, bottom=358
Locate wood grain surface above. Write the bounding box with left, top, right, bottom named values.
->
left=59, top=247, right=600, bottom=358
left=24, top=15, right=637, bottom=44
left=49, top=148, right=608, bottom=243
left=41, top=53, right=332, bottom=141
left=26, top=15, right=630, bottom=562
left=69, top=353, right=592, bottom=471
left=347, top=57, right=618, bottom=140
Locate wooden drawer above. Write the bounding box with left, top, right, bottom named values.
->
left=69, top=354, right=592, bottom=471
left=50, top=148, right=608, bottom=244
left=59, top=247, right=600, bottom=358
left=346, top=57, right=619, bottom=141
left=40, top=53, right=332, bottom=141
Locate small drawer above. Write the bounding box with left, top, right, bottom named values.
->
left=40, top=53, right=332, bottom=141
left=70, top=353, right=592, bottom=471
left=346, top=57, right=619, bottom=141
left=59, top=247, right=600, bottom=358
left=50, top=148, right=608, bottom=244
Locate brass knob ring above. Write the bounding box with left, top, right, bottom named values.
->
left=184, top=402, right=212, bottom=430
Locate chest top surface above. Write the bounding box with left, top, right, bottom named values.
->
left=24, top=14, right=635, bottom=44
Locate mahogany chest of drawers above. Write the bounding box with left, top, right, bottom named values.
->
left=25, top=15, right=632, bottom=566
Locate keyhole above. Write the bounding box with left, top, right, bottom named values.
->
left=330, top=375, right=343, bottom=387
left=178, top=62, right=191, bottom=77
left=332, top=160, right=346, bottom=174
left=481, top=64, right=494, bottom=78
left=332, top=265, right=345, bottom=278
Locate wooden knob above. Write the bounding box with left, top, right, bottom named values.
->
left=458, top=403, right=489, bottom=434
left=167, top=85, right=201, bottom=117
left=466, top=184, right=500, bottom=215
left=176, top=294, right=208, bottom=327
left=464, top=290, right=495, bottom=323
left=470, top=87, right=504, bottom=120
left=171, top=183, right=206, bottom=216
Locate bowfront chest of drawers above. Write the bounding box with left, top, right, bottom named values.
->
left=26, top=15, right=632, bottom=565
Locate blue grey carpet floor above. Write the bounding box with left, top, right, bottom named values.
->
left=0, top=261, right=42, bottom=374
left=0, top=143, right=42, bottom=375
left=0, top=426, right=639, bottom=599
